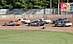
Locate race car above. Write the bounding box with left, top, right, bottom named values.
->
left=38, top=18, right=52, bottom=24
left=52, top=18, right=67, bottom=24
left=17, top=18, right=31, bottom=24
left=55, top=20, right=72, bottom=27
left=2, top=20, right=22, bottom=26
left=28, top=20, right=45, bottom=26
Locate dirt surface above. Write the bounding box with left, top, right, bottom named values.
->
left=0, top=18, right=73, bottom=33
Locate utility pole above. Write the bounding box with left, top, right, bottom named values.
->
left=67, top=0, right=69, bottom=3
left=66, top=0, right=69, bottom=15
left=58, top=0, right=60, bottom=15
left=50, top=0, right=52, bottom=15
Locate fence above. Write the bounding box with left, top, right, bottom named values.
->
left=0, top=9, right=58, bottom=15
left=0, top=8, right=73, bottom=15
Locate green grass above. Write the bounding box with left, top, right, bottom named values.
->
left=0, top=30, right=73, bottom=44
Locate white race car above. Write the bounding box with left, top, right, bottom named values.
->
left=39, top=18, right=52, bottom=24
left=17, top=18, right=31, bottom=24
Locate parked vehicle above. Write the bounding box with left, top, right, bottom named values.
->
left=28, top=20, right=44, bottom=26
left=55, top=20, right=72, bottom=27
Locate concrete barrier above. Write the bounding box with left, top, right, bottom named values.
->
left=0, top=14, right=73, bottom=19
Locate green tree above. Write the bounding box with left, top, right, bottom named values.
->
left=0, top=0, right=73, bottom=10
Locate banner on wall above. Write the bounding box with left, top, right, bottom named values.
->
left=60, top=2, right=70, bottom=12
left=66, top=3, right=70, bottom=12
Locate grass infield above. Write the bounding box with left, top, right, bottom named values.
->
left=0, top=30, right=73, bottom=44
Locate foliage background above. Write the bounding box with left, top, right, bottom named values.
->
left=0, top=0, right=73, bottom=10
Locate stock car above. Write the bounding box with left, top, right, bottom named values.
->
left=52, top=18, right=67, bottom=24
left=39, top=18, right=52, bottom=24
left=2, top=20, right=22, bottom=26
left=17, top=18, right=31, bottom=24
left=55, top=20, right=72, bottom=27
left=28, top=20, right=45, bottom=26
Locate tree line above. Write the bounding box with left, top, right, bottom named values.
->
left=0, top=0, right=73, bottom=10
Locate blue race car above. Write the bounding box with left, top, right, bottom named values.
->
left=52, top=18, right=67, bottom=24
left=28, top=20, right=45, bottom=26
left=55, top=20, right=72, bottom=27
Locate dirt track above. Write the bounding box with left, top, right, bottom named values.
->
left=0, top=18, right=73, bottom=33
left=0, top=26, right=73, bottom=33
